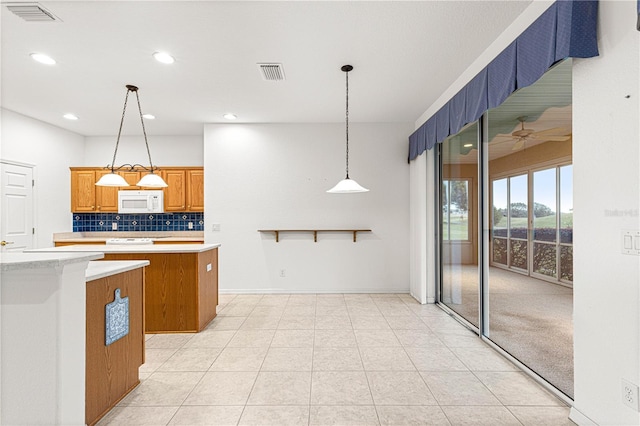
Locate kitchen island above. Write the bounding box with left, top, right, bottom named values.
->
left=29, top=243, right=220, bottom=333
left=0, top=253, right=148, bottom=426
left=85, top=260, right=148, bottom=426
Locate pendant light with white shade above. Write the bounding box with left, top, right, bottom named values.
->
left=95, top=85, right=168, bottom=188
left=327, top=65, right=369, bottom=193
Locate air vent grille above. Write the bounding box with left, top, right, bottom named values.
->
left=6, top=3, right=58, bottom=21
left=257, top=63, right=285, bottom=81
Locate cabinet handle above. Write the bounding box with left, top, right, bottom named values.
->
left=91, top=205, right=95, bottom=210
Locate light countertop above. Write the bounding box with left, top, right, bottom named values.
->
left=28, top=243, right=220, bottom=254
left=85, top=260, right=150, bottom=281
left=0, top=252, right=104, bottom=272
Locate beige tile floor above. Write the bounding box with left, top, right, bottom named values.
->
left=97, top=294, right=574, bottom=426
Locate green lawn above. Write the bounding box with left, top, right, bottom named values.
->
left=494, top=213, right=573, bottom=229
left=445, top=212, right=573, bottom=241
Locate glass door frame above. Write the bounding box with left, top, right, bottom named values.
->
left=434, top=121, right=482, bottom=334
left=435, top=113, right=573, bottom=405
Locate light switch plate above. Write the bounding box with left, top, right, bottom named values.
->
left=622, top=230, right=640, bottom=255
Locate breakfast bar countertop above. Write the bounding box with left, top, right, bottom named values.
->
left=0, top=252, right=104, bottom=272
left=29, top=243, right=220, bottom=254
left=85, top=260, right=150, bottom=281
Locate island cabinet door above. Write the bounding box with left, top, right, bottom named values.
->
left=85, top=268, right=144, bottom=426
left=104, top=253, right=199, bottom=332
left=197, top=247, right=218, bottom=330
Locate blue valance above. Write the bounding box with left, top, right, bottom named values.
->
left=408, top=0, right=599, bottom=161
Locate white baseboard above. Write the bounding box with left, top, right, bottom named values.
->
left=219, top=288, right=410, bottom=295
left=569, top=407, right=598, bottom=426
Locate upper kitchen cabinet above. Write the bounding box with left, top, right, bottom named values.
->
left=94, top=170, right=119, bottom=212
left=162, top=168, right=204, bottom=212
left=71, top=167, right=204, bottom=213
left=120, top=171, right=141, bottom=190
left=162, top=169, right=187, bottom=211
left=186, top=169, right=204, bottom=211
left=71, top=169, right=97, bottom=212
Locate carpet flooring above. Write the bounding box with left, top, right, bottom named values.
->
left=441, top=265, right=573, bottom=398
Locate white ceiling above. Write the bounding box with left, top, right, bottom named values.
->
left=1, top=1, right=533, bottom=136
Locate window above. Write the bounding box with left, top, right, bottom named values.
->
left=442, top=179, right=470, bottom=241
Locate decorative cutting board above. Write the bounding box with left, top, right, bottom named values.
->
left=105, top=288, right=129, bottom=346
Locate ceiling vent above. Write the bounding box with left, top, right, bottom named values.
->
left=6, top=3, right=59, bottom=22
left=257, top=63, right=285, bottom=81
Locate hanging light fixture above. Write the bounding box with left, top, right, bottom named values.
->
left=95, top=85, right=168, bottom=187
left=327, top=65, right=369, bottom=194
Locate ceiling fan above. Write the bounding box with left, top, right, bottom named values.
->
left=510, top=116, right=571, bottom=150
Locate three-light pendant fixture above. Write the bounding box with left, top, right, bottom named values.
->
left=327, top=65, right=369, bottom=193
left=95, top=85, right=168, bottom=188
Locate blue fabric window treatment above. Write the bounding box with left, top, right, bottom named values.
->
left=408, top=0, right=598, bottom=161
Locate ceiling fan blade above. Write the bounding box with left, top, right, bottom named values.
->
left=512, top=139, right=525, bottom=151
left=532, top=127, right=570, bottom=137
left=543, top=135, right=571, bottom=142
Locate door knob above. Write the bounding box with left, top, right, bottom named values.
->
left=1, top=241, right=15, bottom=246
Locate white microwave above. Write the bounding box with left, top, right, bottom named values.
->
left=118, top=190, right=164, bottom=214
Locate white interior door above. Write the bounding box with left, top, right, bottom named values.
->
left=1, top=162, right=34, bottom=252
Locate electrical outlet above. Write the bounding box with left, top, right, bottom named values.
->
left=279, top=269, right=286, bottom=277
left=212, top=223, right=221, bottom=232
left=188, top=222, right=193, bottom=229
left=112, top=222, right=118, bottom=230
left=622, top=379, right=639, bottom=411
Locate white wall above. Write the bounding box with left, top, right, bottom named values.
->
left=409, top=150, right=428, bottom=303
left=1, top=108, right=85, bottom=247
left=571, top=1, right=640, bottom=424
left=83, top=135, right=203, bottom=167
left=204, top=123, right=411, bottom=293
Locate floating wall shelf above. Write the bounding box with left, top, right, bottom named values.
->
left=258, top=229, right=371, bottom=243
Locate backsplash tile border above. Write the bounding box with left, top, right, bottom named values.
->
left=73, top=212, right=204, bottom=232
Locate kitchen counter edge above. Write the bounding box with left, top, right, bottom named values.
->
left=86, top=260, right=150, bottom=281
left=28, top=243, right=221, bottom=254
left=1, top=252, right=104, bottom=272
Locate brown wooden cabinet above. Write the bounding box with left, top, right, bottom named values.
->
left=162, top=169, right=187, bottom=211
left=85, top=266, right=145, bottom=426
left=70, top=167, right=204, bottom=213
left=94, top=170, right=119, bottom=212
left=71, top=170, right=97, bottom=212
left=161, top=168, right=204, bottom=212
left=120, top=171, right=141, bottom=189
left=102, top=247, right=218, bottom=333
left=186, top=169, right=204, bottom=211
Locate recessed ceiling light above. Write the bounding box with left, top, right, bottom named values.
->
left=30, top=53, right=56, bottom=65
left=463, top=143, right=473, bottom=148
left=142, top=114, right=155, bottom=120
left=153, top=51, right=175, bottom=64
left=63, top=113, right=78, bottom=120
left=223, top=113, right=237, bottom=120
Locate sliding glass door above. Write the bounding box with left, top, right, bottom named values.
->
left=439, top=122, right=479, bottom=328
left=436, top=59, right=574, bottom=398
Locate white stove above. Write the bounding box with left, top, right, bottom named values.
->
left=105, top=238, right=154, bottom=245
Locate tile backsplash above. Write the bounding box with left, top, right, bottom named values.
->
left=73, top=212, right=204, bottom=232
